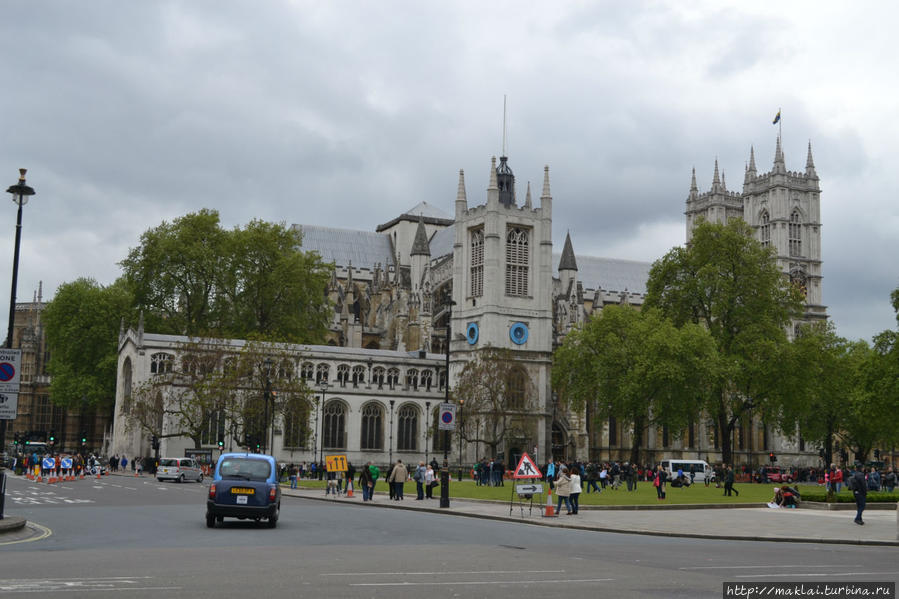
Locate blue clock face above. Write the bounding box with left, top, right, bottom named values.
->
left=466, top=322, right=479, bottom=345
left=509, top=322, right=529, bottom=345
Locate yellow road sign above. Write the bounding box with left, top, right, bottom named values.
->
left=326, top=454, right=348, bottom=472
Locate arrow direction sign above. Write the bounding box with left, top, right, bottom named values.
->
left=515, top=483, right=543, bottom=495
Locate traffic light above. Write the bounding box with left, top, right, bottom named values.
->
left=217, top=438, right=224, bottom=450
left=255, top=441, right=261, bottom=451
left=48, top=431, right=56, bottom=446
left=12, top=432, right=19, bottom=446
left=874, top=449, right=881, bottom=460
left=150, top=435, right=160, bottom=450
left=768, top=452, right=777, bottom=463
left=81, top=431, right=88, bottom=445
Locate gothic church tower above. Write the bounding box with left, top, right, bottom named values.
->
left=451, top=155, right=555, bottom=462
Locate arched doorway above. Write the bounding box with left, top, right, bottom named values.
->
left=551, top=423, right=567, bottom=462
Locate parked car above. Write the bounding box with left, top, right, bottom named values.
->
left=206, top=453, right=280, bottom=528
left=756, top=466, right=793, bottom=484
left=156, top=457, right=204, bottom=483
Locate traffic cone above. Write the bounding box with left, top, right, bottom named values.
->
left=79, top=470, right=85, bottom=480
left=346, top=485, right=353, bottom=498
left=544, top=488, right=554, bottom=517
left=48, top=474, right=56, bottom=484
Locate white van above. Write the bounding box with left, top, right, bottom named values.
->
left=660, top=459, right=712, bottom=484
left=156, top=457, right=204, bottom=483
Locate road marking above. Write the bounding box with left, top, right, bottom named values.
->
left=680, top=564, right=861, bottom=570
left=351, top=578, right=614, bottom=587
left=0, top=576, right=180, bottom=593
left=0, top=522, right=52, bottom=546
left=736, top=572, right=898, bottom=579
left=328, top=570, right=566, bottom=577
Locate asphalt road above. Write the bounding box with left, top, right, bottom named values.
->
left=1, top=474, right=897, bottom=598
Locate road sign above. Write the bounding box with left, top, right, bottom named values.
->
left=61, top=457, right=73, bottom=469
left=512, top=452, right=542, bottom=479
left=438, top=403, right=456, bottom=431
left=515, top=483, right=543, bottom=495
left=326, top=454, right=348, bottom=472
left=0, top=392, right=18, bottom=420
left=42, top=457, right=56, bottom=470
left=0, top=349, right=22, bottom=394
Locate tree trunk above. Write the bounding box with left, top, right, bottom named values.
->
left=717, top=410, right=733, bottom=467
left=630, top=414, right=644, bottom=466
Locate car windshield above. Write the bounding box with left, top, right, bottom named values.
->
left=159, top=459, right=178, bottom=467
left=219, top=457, right=272, bottom=482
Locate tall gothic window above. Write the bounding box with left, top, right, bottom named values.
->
left=150, top=353, right=173, bottom=375
left=789, top=210, right=802, bottom=256
left=387, top=368, right=400, bottom=390
left=397, top=404, right=418, bottom=451
left=360, top=402, right=383, bottom=450
left=373, top=366, right=386, bottom=389
left=322, top=401, right=346, bottom=449
left=316, top=363, right=330, bottom=384
left=505, top=226, right=530, bottom=296
left=421, top=370, right=433, bottom=391
left=336, top=364, right=350, bottom=387
left=283, top=401, right=310, bottom=449
left=506, top=366, right=528, bottom=410
left=352, top=365, right=366, bottom=387
left=759, top=210, right=770, bottom=248
left=406, top=368, right=419, bottom=390
left=470, top=228, right=484, bottom=297
left=301, top=362, right=314, bottom=381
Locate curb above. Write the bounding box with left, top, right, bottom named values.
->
left=0, top=516, right=28, bottom=533
left=284, top=492, right=899, bottom=547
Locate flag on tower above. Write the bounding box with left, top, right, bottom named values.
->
left=772, top=110, right=781, bottom=125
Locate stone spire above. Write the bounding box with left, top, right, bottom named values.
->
left=410, top=214, right=430, bottom=256
left=540, top=165, right=552, bottom=217
left=524, top=181, right=532, bottom=209
left=773, top=135, right=785, bottom=173
left=805, top=140, right=817, bottom=178
left=455, top=169, right=467, bottom=213
left=488, top=156, right=498, bottom=191
left=689, top=167, right=698, bottom=200
left=712, top=159, right=721, bottom=191
left=721, top=170, right=726, bottom=191
left=558, top=231, right=578, bottom=272
left=749, top=145, right=757, bottom=173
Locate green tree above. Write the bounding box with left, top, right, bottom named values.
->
left=644, top=219, right=805, bottom=465
left=42, top=277, right=136, bottom=410
left=219, top=219, right=332, bottom=342
left=453, top=348, right=540, bottom=460
left=788, top=322, right=863, bottom=468
left=119, top=209, right=227, bottom=336
left=553, top=305, right=716, bottom=464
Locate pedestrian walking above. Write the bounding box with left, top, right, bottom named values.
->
left=359, top=461, right=375, bottom=501
left=289, top=464, right=298, bottom=489
left=388, top=460, right=408, bottom=500
left=414, top=461, right=427, bottom=500
left=554, top=468, right=572, bottom=515
left=569, top=468, right=582, bottom=515
left=425, top=464, right=436, bottom=499
left=653, top=465, right=667, bottom=500
left=849, top=467, right=867, bottom=525
left=723, top=465, right=739, bottom=497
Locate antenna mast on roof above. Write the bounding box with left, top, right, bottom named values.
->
left=502, top=95, right=508, bottom=156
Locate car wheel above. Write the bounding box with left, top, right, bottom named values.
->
left=178, top=474, right=184, bottom=483
left=216, top=516, right=223, bottom=523
left=206, top=513, right=215, bottom=528
left=198, top=474, right=204, bottom=483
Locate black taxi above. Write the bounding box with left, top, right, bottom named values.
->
left=206, top=452, right=281, bottom=528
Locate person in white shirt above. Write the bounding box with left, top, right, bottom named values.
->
left=568, top=469, right=582, bottom=515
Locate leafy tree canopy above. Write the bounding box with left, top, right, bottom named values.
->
left=42, top=277, right=137, bottom=409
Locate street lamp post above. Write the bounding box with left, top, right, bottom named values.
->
left=318, top=382, right=327, bottom=480
left=2, top=170, right=35, bottom=475
left=424, top=401, right=430, bottom=466
left=388, top=399, right=395, bottom=465
left=262, top=358, right=273, bottom=454
left=458, top=399, right=464, bottom=481
left=440, top=300, right=456, bottom=509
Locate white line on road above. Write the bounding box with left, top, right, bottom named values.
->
left=736, top=572, right=897, bottom=579
left=351, top=578, right=614, bottom=587
left=328, top=570, right=566, bottom=577
left=680, top=564, right=862, bottom=570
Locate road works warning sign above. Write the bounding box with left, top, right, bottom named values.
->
left=512, top=452, right=542, bottom=479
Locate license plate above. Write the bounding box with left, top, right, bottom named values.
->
left=236, top=495, right=248, bottom=504
left=230, top=487, right=255, bottom=495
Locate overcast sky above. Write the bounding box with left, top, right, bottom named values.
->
left=1, top=2, right=897, bottom=343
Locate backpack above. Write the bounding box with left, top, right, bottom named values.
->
left=369, top=465, right=380, bottom=480
left=413, top=467, right=423, bottom=482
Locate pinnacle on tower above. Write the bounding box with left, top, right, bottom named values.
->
left=774, top=135, right=785, bottom=171
left=690, top=167, right=698, bottom=193
left=712, top=159, right=720, bottom=190
left=805, top=141, right=818, bottom=179
left=721, top=170, right=726, bottom=191
left=488, top=156, right=498, bottom=191
left=411, top=214, right=430, bottom=256
left=456, top=169, right=467, bottom=204
left=748, top=145, right=757, bottom=173
left=524, top=181, right=532, bottom=208
left=559, top=231, right=578, bottom=272
left=541, top=165, right=551, bottom=200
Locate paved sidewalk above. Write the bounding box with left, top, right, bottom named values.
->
left=282, top=487, right=899, bottom=546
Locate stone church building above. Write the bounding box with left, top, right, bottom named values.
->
left=111, top=135, right=825, bottom=468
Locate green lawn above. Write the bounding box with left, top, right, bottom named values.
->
left=290, top=478, right=782, bottom=505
